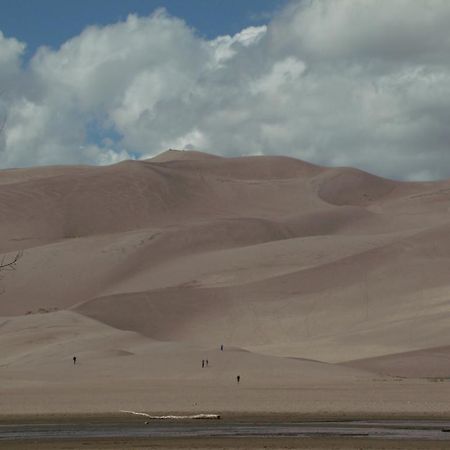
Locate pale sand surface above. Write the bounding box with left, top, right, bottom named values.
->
left=2, top=151, right=450, bottom=418
left=1, top=311, right=450, bottom=416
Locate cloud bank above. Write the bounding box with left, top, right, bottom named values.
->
left=1, top=0, right=450, bottom=180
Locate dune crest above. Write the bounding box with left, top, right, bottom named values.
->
left=148, top=148, right=222, bottom=162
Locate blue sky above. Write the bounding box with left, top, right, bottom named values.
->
left=0, top=0, right=288, bottom=58
left=0, top=0, right=449, bottom=180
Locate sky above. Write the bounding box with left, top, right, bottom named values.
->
left=0, top=0, right=288, bottom=57
left=0, top=0, right=449, bottom=180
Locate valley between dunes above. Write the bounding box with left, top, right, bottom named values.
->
left=1, top=149, right=450, bottom=416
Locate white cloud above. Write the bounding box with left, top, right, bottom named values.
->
left=1, top=1, right=450, bottom=180
left=210, top=25, right=267, bottom=64
left=270, top=0, right=450, bottom=64
left=251, top=57, right=306, bottom=94
left=161, top=128, right=209, bottom=154
left=0, top=31, right=24, bottom=79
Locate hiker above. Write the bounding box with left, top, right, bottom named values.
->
left=73, top=356, right=77, bottom=365
left=220, top=344, right=223, bottom=351
left=206, top=359, right=209, bottom=367
left=236, top=375, right=240, bottom=383
left=202, top=359, right=205, bottom=368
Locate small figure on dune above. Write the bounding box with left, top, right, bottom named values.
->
left=202, top=359, right=205, bottom=368
left=236, top=375, right=240, bottom=383
left=220, top=344, right=223, bottom=351
left=73, top=356, right=77, bottom=365
left=206, top=359, right=209, bottom=367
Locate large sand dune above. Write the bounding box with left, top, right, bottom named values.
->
left=2, top=149, right=450, bottom=415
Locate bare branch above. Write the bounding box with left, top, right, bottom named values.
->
left=0, top=251, right=23, bottom=271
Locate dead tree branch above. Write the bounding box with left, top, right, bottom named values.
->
left=0, top=251, right=23, bottom=271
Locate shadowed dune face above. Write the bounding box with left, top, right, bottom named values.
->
left=148, top=148, right=223, bottom=162
left=316, top=168, right=397, bottom=206
left=2, top=150, right=450, bottom=376
left=342, top=345, right=450, bottom=378
left=0, top=154, right=324, bottom=251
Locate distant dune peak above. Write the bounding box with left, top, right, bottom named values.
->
left=148, top=149, right=222, bottom=163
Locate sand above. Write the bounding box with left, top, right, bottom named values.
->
left=1, top=150, right=450, bottom=420
left=2, top=437, right=450, bottom=450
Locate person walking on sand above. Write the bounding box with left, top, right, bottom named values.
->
left=73, top=356, right=77, bottom=365
left=206, top=359, right=209, bottom=367
left=220, top=344, right=223, bottom=351
left=202, top=359, right=205, bottom=368
left=236, top=375, right=240, bottom=383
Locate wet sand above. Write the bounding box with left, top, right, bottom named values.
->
left=2, top=416, right=450, bottom=450
left=1, top=436, right=450, bottom=450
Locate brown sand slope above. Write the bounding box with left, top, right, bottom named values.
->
left=0, top=311, right=379, bottom=415
left=343, top=345, right=450, bottom=378
left=149, top=148, right=223, bottom=162
left=0, top=311, right=363, bottom=382
left=2, top=150, right=450, bottom=381
left=2, top=311, right=450, bottom=417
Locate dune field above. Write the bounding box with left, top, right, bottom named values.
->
left=1, top=149, right=450, bottom=416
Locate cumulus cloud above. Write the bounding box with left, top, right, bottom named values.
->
left=209, top=25, right=267, bottom=65
left=272, top=0, right=450, bottom=64
left=0, top=1, right=450, bottom=180
left=0, top=31, right=24, bottom=83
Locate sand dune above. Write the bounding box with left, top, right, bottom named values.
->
left=2, top=311, right=450, bottom=417
left=343, top=345, right=450, bottom=378
left=316, top=167, right=397, bottom=206
left=2, top=150, right=450, bottom=414
left=0, top=311, right=363, bottom=382
left=149, top=148, right=223, bottom=162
